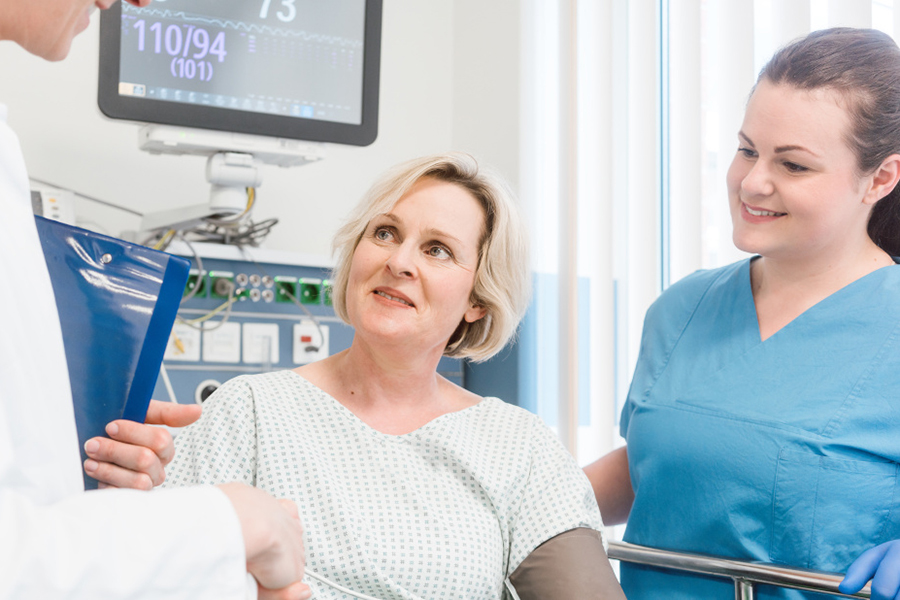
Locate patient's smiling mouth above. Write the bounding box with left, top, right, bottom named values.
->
left=374, top=289, right=414, bottom=307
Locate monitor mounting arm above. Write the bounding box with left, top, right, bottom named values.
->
left=136, top=124, right=324, bottom=233
left=140, top=152, right=261, bottom=232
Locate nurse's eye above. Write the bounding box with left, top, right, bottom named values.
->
left=426, top=244, right=452, bottom=260
left=737, top=146, right=757, bottom=159
left=783, top=161, right=809, bottom=173
left=373, top=226, right=395, bottom=242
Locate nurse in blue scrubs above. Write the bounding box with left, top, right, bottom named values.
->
left=584, top=28, right=900, bottom=600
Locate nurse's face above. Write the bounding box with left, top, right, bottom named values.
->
left=727, top=79, right=881, bottom=263
left=1, top=0, right=150, bottom=62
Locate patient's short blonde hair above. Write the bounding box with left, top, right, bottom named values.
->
left=331, top=152, right=531, bottom=362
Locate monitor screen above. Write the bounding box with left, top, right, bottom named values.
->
left=98, top=0, right=382, bottom=146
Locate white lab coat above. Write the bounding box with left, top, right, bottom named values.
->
left=0, top=103, right=251, bottom=600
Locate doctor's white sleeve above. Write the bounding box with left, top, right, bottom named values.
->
left=0, top=485, right=251, bottom=600
left=0, top=108, right=254, bottom=600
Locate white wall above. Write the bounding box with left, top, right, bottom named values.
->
left=0, top=1, right=521, bottom=257
left=451, top=0, right=521, bottom=191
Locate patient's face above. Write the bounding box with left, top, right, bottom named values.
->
left=345, top=178, right=487, bottom=355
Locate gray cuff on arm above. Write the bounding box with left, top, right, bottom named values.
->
left=506, top=528, right=626, bottom=600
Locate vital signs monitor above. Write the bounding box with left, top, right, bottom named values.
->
left=98, top=0, right=382, bottom=146
left=96, top=0, right=383, bottom=232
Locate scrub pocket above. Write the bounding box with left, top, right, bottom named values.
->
left=771, top=448, right=897, bottom=572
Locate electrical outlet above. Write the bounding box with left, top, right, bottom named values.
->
left=293, top=321, right=329, bottom=364
left=202, top=321, right=241, bottom=363
left=242, top=323, right=280, bottom=364
left=164, top=323, right=201, bottom=361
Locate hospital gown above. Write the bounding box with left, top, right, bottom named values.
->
left=620, top=258, right=900, bottom=599
left=163, top=370, right=603, bottom=600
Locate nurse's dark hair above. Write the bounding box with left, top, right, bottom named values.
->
left=758, top=27, right=900, bottom=256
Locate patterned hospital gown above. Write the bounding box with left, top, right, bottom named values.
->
left=162, top=370, right=602, bottom=599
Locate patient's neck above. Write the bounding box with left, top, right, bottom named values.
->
left=295, top=341, right=477, bottom=435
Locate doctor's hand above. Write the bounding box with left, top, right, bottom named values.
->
left=839, top=540, right=900, bottom=600
left=83, top=400, right=202, bottom=490
left=218, top=483, right=312, bottom=600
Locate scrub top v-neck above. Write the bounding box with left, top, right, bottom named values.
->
left=620, top=259, right=900, bottom=599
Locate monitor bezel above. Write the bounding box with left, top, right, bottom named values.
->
left=98, top=1, right=382, bottom=147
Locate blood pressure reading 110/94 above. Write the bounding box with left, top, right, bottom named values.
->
left=132, top=19, right=226, bottom=82
left=117, top=0, right=367, bottom=125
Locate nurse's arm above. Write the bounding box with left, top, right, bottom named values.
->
left=82, top=400, right=202, bottom=489
left=583, top=446, right=634, bottom=526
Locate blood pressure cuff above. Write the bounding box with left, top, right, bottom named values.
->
left=506, top=528, right=627, bottom=600
left=35, top=216, right=189, bottom=490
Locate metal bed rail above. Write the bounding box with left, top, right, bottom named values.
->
left=607, top=540, right=872, bottom=599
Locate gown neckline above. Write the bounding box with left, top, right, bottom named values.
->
left=285, top=370, right=491, bottom=439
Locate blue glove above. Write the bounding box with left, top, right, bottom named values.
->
left=839, top=541, right=900, bottom=600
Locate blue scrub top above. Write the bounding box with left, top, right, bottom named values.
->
left=620, top=259, right=900, bottom=600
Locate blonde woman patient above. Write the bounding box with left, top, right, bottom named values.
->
left=113, top=153, right=625, bottom=600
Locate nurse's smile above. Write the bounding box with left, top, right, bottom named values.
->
left=741, top=202, right=786, bottom=223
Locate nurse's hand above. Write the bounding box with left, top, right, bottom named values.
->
left=82, top=400, right=202, bottom=490
left=839, top=540, right=900, bottom=600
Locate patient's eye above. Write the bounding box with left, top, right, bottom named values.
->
left=373, top=226, right=395, bottom=242
left=426, top=244, right=452, bottom=260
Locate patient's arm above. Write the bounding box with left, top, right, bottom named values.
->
left=83, top=400, right=202, bottom=489
left=583, top=446, right=634, bottom=526
left=508, top=528, right=626, bottom=599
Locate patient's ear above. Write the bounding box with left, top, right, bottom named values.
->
left=464, top=304, right=487, bottom=323
left=507, top=528, right=626, bottom=600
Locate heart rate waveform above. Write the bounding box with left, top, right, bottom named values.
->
left=124, top=7, right=363, bottom=48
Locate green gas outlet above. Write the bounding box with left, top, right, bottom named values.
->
left=184, top=270, right=208, bottom=298
left=275, top=276, right=298, bottom=303
left=322, top=279, right=333, bottom=306
left=298, top=278, right=322, bottom=304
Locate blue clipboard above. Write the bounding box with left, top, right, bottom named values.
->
left=35, top=217, right=189, bottom=489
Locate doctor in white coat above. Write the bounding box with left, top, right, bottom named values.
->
left=0, top=1, right=311, bottom=599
